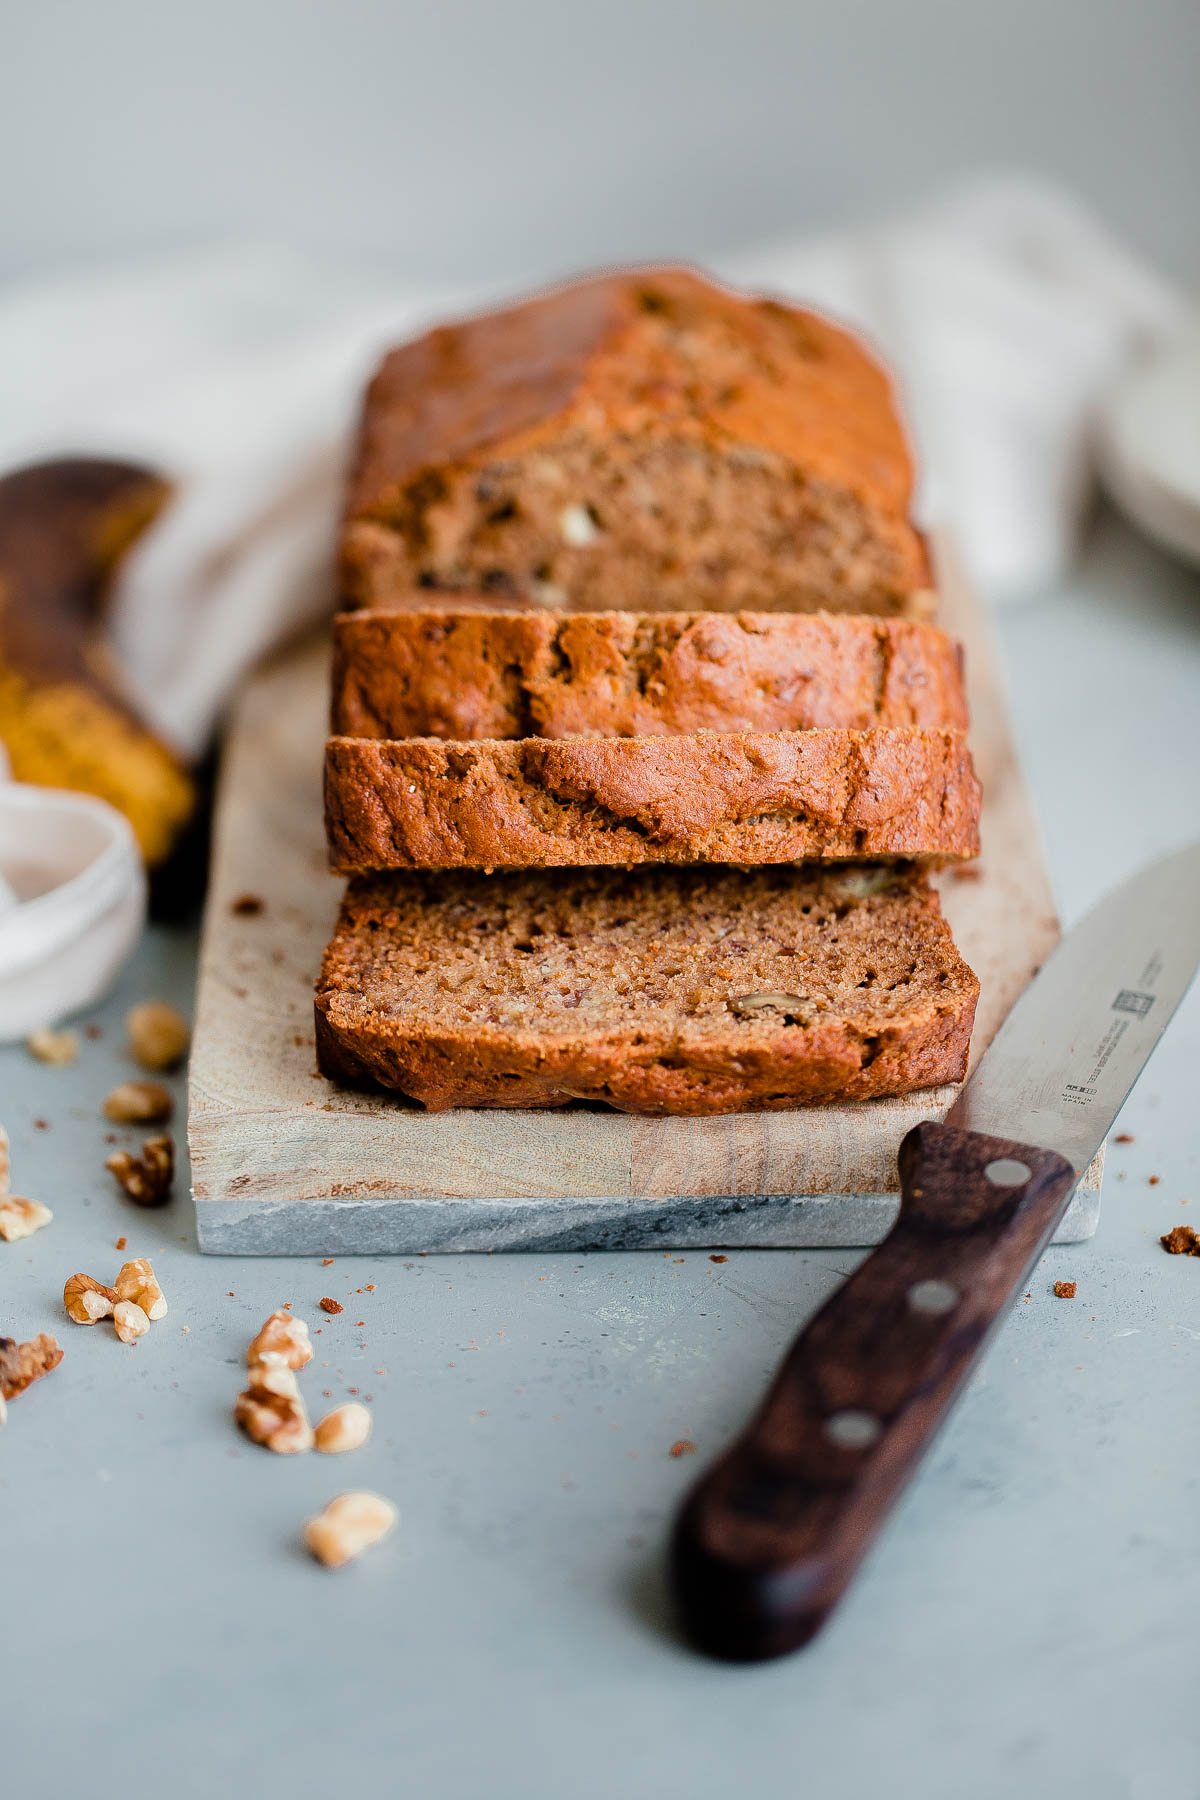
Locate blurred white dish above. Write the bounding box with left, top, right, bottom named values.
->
left=0, top=781, right=146, bottom=1041
left=1097, top=321, right=1200, bottom=570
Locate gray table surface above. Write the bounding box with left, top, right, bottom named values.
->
left=3, top=512, right=1199, bottom=1800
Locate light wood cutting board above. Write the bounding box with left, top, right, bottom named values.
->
left=188, top=544, right=1103, bottom=1253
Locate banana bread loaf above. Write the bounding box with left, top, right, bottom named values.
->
left=341, top=267, right=933, bottom=617
left=331, top=608, right=968, bottom=741
left=324, top=727, right=980, bottom=872
left=315, top=863, right=979, bottom=1113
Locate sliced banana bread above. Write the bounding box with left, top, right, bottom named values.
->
left=315, top=864, right=979, bottom=1113
left=331, top=608, right=968, bottom=741
left=341, top=267, right=933, bottom=617
left=324, top=727, right=980, bottom=873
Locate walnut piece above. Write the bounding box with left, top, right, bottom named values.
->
left=832, top=867, right=900, bottom=901
left=246, top=1309, right=313, bottom=1370
left=103, top=1080, right=173, bottom=1125
left=106, top=1135, right=174, bottom=1205
left=114, top=1257, right=167, bottom=1321
left=26, top=1027, right=80, bottom=1065
left=0, top=1332, right=64, bottom=1399
left=728, top=991, right=817, bottom=1024
left=559, top=501, right=599, bottom=546
left=235, top=1363, right=313, bottom=1454
left=248, top=1351, right=300, bottom=1398
left=126, top=1000, right=190, bottom=1072
left=64, top=1271, right=119, bottom=1324
left=314, top=1402, right=372, bottom=1455
left=0, top=1196, right=53, bottom=1241
left=113, top=1299, right=150, bottom=1344
left=304, top=1491, right=397, bottom=1567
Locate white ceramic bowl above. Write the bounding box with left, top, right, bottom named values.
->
left=0, top=781, right=146, bottom=1040
left=1097, top=322, right=1200, bottom=571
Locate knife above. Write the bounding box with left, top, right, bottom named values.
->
left=671, top=841, right=1200, bottom=1662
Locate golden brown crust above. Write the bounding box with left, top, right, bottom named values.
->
left=340, top=267, right=932, bottom=616
left=324, top=727, right=980, bottom=872
left=331, top=608, right=968, bottom=740
left=314, top=865, right=980, bottom=1114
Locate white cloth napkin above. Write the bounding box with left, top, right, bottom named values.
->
left=0, top=176, right=1186, bottom=1030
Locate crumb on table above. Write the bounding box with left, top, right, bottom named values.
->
left=1053, top=1280, right=1077, bottom=1299
left=1160, top=1225, right=1200, bottom=1257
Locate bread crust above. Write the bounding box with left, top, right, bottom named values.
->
left=324, top=728, right=980, bottom=872
left=331, top=608, right=968, bottom=740
left=340, top=267, right=933, bottom=616
left=314, top=866, right=980, bottom=1114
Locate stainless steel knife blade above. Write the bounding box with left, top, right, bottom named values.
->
left=947, top=841, right=1200, bottom=1171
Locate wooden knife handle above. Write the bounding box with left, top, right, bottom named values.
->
left=670, top=1122, right=1078, bottom=1661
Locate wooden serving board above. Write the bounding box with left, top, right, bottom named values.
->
left=188, top=546, right=1102, bottom=1254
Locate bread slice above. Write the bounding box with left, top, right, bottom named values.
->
left=331, top=608, right=968, bottom=741
left=340, top=267, right=933, bottom=618
left=324, top=727, right=980, bottom=873
left=315, top=864, right=979, bottom=1113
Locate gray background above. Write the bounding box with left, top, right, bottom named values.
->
left=3, top=0, right=1199, bottom=284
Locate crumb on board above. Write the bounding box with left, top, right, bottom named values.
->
left=1054, top=1280, right=1077, bottom=1299
left=231, top=893, right=264, bottom=915
left=1160, top=1225, right=1200, bottom=1257
left=669, top=1439, right=697, bottom=1458
left=1148, top=1175, right=1161, bottom=1186
left=319, top=1297, right=343, bottom=1315
left=708, top=1254, right=727, bottom=1263
left=1115, top=1132, right=1135, bottom=1144
left=115, top=1236, right=127, bottom=1250
left=321, top=1258, right=335, bottom=1267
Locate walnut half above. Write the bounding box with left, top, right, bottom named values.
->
left=0, top=1332, right=64, bottom=1401
left=304, top=1491, right=397, bottom=1567
left=114, top=1257, right=167, bottom=1321
left=64, top=1272, right=119, bottom=1324
left=0, top=1196, right=53, bottom=1241
left=246, top=1309, right=313, bottom=1371
left=103, top=1081, right=173, bottom=1125
left=235, top=1362, right=313, bottom=1454
left=106, top=1136, right=174, bottom=1206
left=126, top=1000, right=190, bottom=1072
left=314, top=1402, right=372, bottom=1455
left=113, top=1300, right=150, bottom=1345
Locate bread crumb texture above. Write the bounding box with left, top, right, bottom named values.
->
left=315, top=863, right=979, bottom=1113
